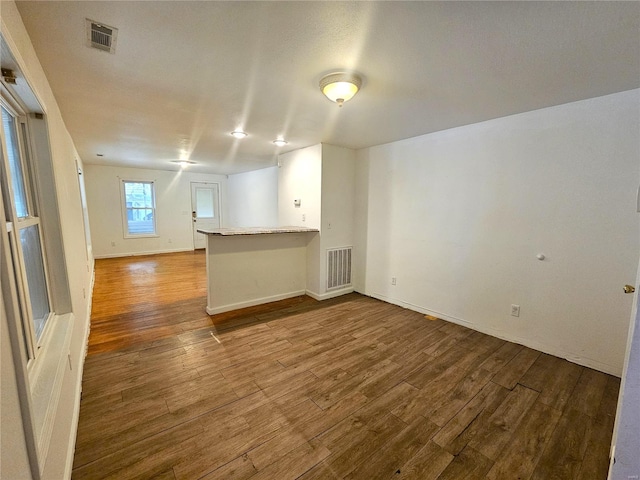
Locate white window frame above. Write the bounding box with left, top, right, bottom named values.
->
left=119, top=179, right=158, bottom=238
left=1, top=89, right=54, bottom=361
left=1, top=73, right=73, bottom=478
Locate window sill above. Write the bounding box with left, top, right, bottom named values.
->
left=123, top=234, right=159, bottom=239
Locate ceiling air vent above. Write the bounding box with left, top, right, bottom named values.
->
left=86, top=19, right=118, bottom=54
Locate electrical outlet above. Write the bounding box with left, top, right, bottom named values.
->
left=168, top=238, right=172, bottom=244
left=391, top=277, right=397, bottom=286
left=511, top=304, right=520, bottom=317
left=111, top=241, right=116, bottom=247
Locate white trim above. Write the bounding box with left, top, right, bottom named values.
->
left=608, top=445, right=616, bottom=478
left=306, top=286, right=354, bottom=301
left=63, top=265, right=94, bottom=479
left=0, top=186, right=41, bottom=479
left=368, top=291, right=620, bottom=377
left=93, top=247, right=194, bottom=259
left=205, top=290, right=307, bottom=315
left=29, top=313, right=73, bottom=471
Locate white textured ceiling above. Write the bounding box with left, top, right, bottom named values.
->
left=14, top=1, right=640, bottom=175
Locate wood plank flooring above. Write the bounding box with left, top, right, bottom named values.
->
left=74, top=251, right=620, bottom=479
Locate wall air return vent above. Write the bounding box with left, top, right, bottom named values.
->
left=327, top=247, right=352, bottom=290
left=86, top=19, right=118, bottom=54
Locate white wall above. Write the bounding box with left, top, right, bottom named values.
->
left=278, top=144, right=322, bottom=229
left=316, top=144, right=356, bottom=298
left=321, top=144, right=356, bottom=253
left=355, top=90, right=640, bottom=376
left=278, top=145, right=323, bottom=295
left=277, top=144, right=358, bottom=298
left=1, top=1, right=95, bottom=478
left=227, top=166, right=278, bottom=227
left=84, top=165, right=227, bottom=258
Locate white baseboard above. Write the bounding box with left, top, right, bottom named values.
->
left=93, top=247, right=193, bottom=259
left=64, top=264, right=95, bottom=479
left=64, top=357, right=83, bottom=480
left=206, top=290, right=307, bottom=315
left=306, top=287, right=354, bottom=301
left=608, top=444, right=615, bottom=479
left=369, top=291, right=621, bottom=377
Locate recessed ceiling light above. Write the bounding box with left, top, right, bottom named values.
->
left=231, top=130, right=248, bottom=139
left=273, top=138, right=287, bottom=147
left=171, top=160, right=196, bottom=168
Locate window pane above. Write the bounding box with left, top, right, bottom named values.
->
left=2, top=107, right=29, bottom=218
left=123, top=181, right=155, bottom=235
left=196, top=188, right=214, bottom=217
left=127, top=209, right=154, bottom=234
left=124, top=181, right=153, bottom=208
left=19, top=225, right=50, bottom=340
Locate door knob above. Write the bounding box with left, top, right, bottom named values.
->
left=624, top=285, right=636, bottom=294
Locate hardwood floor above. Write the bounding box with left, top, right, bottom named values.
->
left=74, top=250, right=619, bottom=479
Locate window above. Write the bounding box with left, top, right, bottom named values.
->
left=1, top=44, right=76, bottom=477
left=121, top=180, right=157, bottom=237
left=1, top=99, right=52, bottom=352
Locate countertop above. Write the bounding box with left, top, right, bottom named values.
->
left=197, top=226, right=319, bottom=236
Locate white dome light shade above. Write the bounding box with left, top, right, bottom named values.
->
left=319, top=72, right=362, bottom=107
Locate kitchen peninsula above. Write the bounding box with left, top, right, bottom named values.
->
left=198, top=226, right=319, bottom=314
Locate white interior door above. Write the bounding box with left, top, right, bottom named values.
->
left=191, top=182, right=220, bottom=249
left=608, top=251, right=640, bottom=478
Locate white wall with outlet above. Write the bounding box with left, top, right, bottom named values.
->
left=354, top=90, right=640, bottom=376
left=227, top=166, right=278, bottom=227
left=276, top=144, right=356, bottom=298
left=278, top=144, right=322, bottom=230
left=84, top=164, right=228, bottom=258
left=278, top=144, right=322, bottom=293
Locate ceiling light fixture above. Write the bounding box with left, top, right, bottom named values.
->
left=319, top=72, right=362, bottom=107
left=231, top=130, right=248, bottom=139
left=171, top=160, right=196, bottom=168
left=273, top=138, right=288, bottom=147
